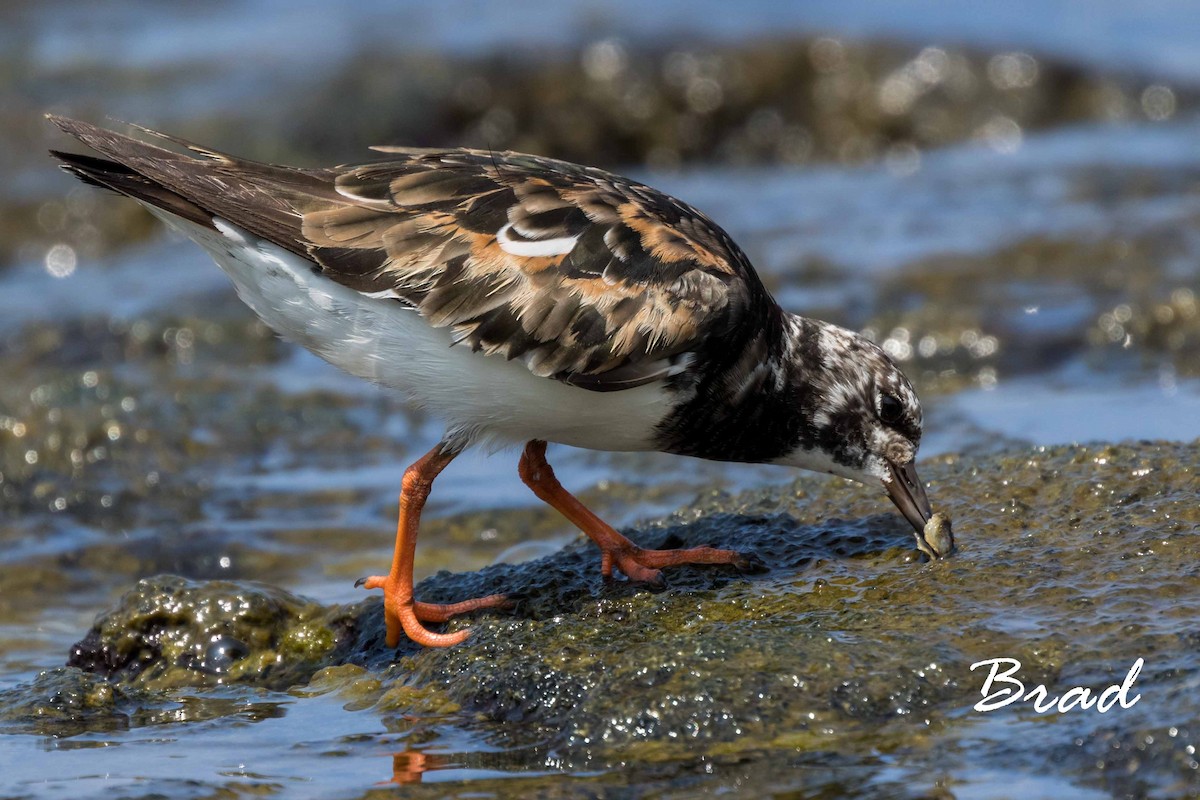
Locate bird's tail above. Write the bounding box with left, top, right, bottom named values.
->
left=50, top=145, right=217, bottom=230
left=46, top=114, right=328, bottom=257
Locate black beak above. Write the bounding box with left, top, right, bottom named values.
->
left=883, top=461, right=951, bottom=558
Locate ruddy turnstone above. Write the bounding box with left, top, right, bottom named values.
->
left=48, top=115, right=951, bottom=648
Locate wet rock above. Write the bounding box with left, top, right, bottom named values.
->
left=1091, top=288, right=1200, bottom=376
left=277, top=38, right=1194, bottom=173
left=67, top=575, right=366, bottom=691
left=59, top=440, right=1200, bottom=792
left=858, top=226, right=1200, bottom=393
left=0, top=665, right=308, bottom=737
left=0, top=667, right=163, bottom=737
left=393, top=440, right=1199, bottom=797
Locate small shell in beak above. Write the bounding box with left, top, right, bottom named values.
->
left=917, top=512, right=955, bottom=559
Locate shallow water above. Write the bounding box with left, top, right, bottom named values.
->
left=3, top=2, right=1200, bottom=798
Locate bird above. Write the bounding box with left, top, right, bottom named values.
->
left=48, top=115, right=950, bottom=648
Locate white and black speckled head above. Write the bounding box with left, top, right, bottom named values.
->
left=775, top=319, right=922, bottom=479
left=771, top=316, right=945, bottom=555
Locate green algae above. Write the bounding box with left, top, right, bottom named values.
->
left=0, top=667, right=161, bottom=737
left=30, top=439, right=1199, bottom=796
left=65, top=575, right=365, bottom=691
left=0, top=666, right=298, bottom=740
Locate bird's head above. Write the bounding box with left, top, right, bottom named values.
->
left=775, top=320, right=952, bottom=558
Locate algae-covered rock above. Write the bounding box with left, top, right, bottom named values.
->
left=67, top=575, right=367, bottom=691
left=395, top=439, right=1200, bottom=793
left=0, top=665, right=322, bottom=738
left=0, top=667, right=165, bottom=737
left=63, top=440, right=1200, bottom=795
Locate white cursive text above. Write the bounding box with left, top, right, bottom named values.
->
left=969, top=658, right=1143, bottom=713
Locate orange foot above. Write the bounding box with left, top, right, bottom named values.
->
left=597, top=541, right=766, bottom=584
left=358, top=574, right=508, bottom=648
left=519, top=440, right=766, bottom=586
left=359, top=442, right=508, bottom=648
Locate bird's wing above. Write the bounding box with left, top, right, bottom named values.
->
left=300, top=149, right=767, bottom=390
left=48, top=117, right=770, bottom=391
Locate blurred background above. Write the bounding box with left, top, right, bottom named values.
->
left=7, top=1, right=1200, bottom=422
left=3, top=0, right=1200, bottom=797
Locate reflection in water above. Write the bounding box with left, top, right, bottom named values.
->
left=386, top=749, right=436, bottom=784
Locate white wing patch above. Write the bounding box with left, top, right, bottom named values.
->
left=496, top=222, right=578, bottom=258
left=359, top=288, right=401, bottom=300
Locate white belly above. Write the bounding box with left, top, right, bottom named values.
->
left=155, top=212, right=670, bottom=452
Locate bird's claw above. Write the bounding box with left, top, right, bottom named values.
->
left=640, top=572, right=669, bottom=592
left=734, top=552, right=769, bottom=574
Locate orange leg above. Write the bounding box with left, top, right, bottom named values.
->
left=518, top=440, right=753, bottom=583
left=359, top=442, right=507, bottom=647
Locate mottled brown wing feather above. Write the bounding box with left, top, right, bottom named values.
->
left=47, top=117, right=765, bottom=392
left=301, top=149, right=762, bottom=390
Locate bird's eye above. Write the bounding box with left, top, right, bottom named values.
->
left=879, top=393, right=904, bottom=425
